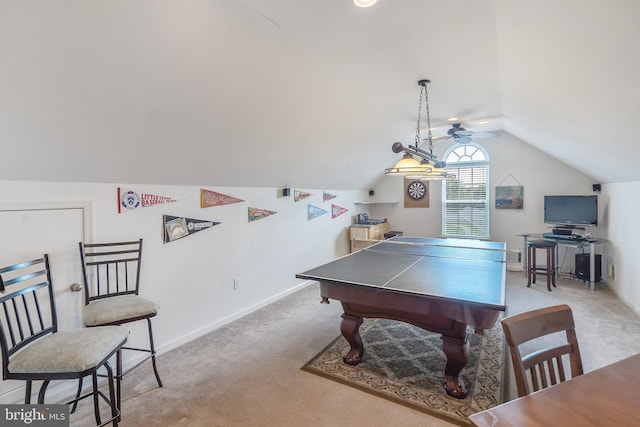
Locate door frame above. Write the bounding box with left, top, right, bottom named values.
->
left=0, top=200, right=93, bottom=404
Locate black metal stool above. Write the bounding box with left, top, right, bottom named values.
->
left=526, top=239, right=557, bottom=291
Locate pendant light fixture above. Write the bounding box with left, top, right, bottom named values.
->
left=385, top=80, right=452, bottom=180
left=354, top=0, right=378, bottom=7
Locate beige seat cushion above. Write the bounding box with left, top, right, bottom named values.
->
left=8, top=326, right=128, bottom=374
left=83, top=295, right=159, bottom=327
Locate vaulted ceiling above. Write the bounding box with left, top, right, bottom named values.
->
left=1, top=1, right=638, bottom=190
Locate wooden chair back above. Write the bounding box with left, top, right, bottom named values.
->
left=0, top=255, right=56, bottom=379
left=501, top=304, right=583, bottom=397
left=79, top=239, right=143, bottom=305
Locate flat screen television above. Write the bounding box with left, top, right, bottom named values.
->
left=544, top=195, right=598, bottom=227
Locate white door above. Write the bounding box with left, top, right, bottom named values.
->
left=0, top=203, right=91, bottom=403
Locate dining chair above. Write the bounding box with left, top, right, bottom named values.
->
left=0, top=254, right=128, bottom=426
left=72, top=239, right=162, bottom=413
left=501, top=304, right=584, bottom=397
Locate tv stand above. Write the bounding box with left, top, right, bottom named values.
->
left=519, top=233, right=609, bottom=292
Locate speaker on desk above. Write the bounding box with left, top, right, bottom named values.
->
left=575, top=253, right=602, bottom=282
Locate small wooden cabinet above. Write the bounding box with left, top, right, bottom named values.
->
left=349, top=222, right=390, bottom=252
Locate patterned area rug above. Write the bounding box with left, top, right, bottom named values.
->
left=302, top=318, right=505, bottom=426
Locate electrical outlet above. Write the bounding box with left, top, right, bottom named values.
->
left=609, top=264, right=615, bottom=280
left=233, top=277, right=240, bottom=290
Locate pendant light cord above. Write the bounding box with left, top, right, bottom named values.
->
left=415, top=81, right=434, bottom=156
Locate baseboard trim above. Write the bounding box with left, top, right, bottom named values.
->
left=0, top=282, right=313, bottom=405
left=155, top=281, right=313, bottom=356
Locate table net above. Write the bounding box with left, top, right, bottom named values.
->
left=363, top=237, right=507, bottom=263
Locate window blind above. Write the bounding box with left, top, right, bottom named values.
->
left=442, top=164, right=489, bottom=238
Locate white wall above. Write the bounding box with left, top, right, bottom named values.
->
left=370, top=132, right=601, bottom=271
left=601, top=181, right=640, bottom=312
left=0, top=180, right=365, bottom=355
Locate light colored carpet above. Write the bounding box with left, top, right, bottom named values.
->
left=72, top=272, right=640, bottom=426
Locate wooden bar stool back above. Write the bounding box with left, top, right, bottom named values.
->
left=526, top=239, right=557, bottom=291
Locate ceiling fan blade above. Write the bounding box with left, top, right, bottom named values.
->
left=470, top=131, right=499, bottom=138
left=422, top=135, right=452, bottom=145
left=430, top=135, right=452, bottom=142
left=454, top=130, right=473, bottom=137
left=422, top=127, right=499, bottom=146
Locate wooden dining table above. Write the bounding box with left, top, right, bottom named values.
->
left=469, top=353, right=640, bottom=426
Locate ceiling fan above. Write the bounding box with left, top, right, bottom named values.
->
left=428, top=122, right=499, bottom=145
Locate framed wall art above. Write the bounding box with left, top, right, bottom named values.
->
left=495, top=185, right=524, bottom=209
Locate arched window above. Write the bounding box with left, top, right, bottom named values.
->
left=441, top=143, right=490, bottom=238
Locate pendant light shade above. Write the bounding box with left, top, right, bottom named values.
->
left=391, top=154, right=421, bottom=170
left=354, top=0, right=378, bottom=7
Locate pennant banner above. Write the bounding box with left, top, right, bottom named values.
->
left=248, top=207, right=277, bottom=222
left=294, top=190, right=312, bottom=202
left=163, top=215, right=220, bottom=243
left=200, top=189, right=244, bottom=208
left=118, top=187, right=177, bottom=213
left=323, top=192, right=338, bottom=202
left=331, top=204, right=348, bottom=219
left=308, top=204, right=328, bottom=220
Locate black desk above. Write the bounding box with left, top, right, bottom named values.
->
left=521, top=234, right=608, bottom=291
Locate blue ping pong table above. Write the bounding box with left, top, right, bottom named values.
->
left=296, top=236, right=506, bottom=399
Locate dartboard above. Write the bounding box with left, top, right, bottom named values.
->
left=407, top=180, right=427, bottom=200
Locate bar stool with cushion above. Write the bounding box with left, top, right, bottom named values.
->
left=72, top=239, right=162, bottom=414
left=526, top=239, right=557, bottom=291
left=0, top=255, right=128, bottom=426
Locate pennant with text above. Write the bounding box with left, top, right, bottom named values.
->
left=248, top=207, right=277, bottom=222
left=163, top=215, right=220, bottom=243
left=331, top=204, right=348, bottom=219
left=308, top=204, right=328, bottom=220
left=294, top=190, right=312, bottom=202
left=118, top=187, right=177, bottom=213
left=323, top=192, right=338, bottom=202
left=200, top=189, right=244, bottom=208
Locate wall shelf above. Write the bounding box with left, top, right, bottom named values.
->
left=354, top=201, right=398, bottom=205
left=353, top=201, right=398, bottom=215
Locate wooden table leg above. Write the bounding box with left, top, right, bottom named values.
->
left=340, top=313, right=364, bottom=365
left=441, top=332, right=470, bottom=399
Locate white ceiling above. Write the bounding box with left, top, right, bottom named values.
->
left=1, top=0, right=639, bottom=190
